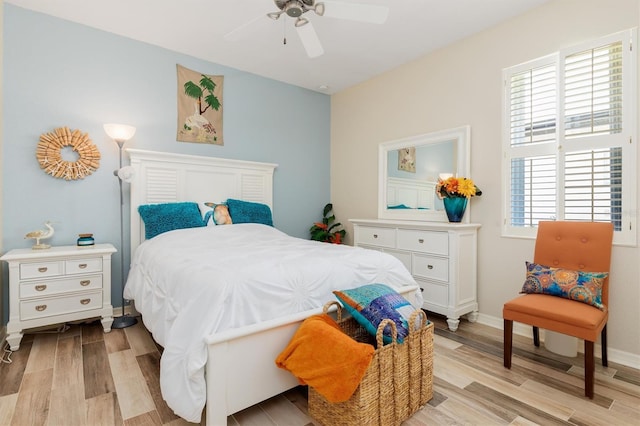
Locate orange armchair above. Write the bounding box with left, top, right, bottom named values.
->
left=503, top=221, right=614, bottom=399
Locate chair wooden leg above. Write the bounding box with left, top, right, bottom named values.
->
left=533, top=326, right=540, bottom=347
left=601, top=325, right=608, bottom=367
left=585, top=340, right=595, bottom=399
left=504, top=319, right=513, bottom=369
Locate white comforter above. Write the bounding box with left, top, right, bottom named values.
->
left=124, top=223, right=420, bottom=422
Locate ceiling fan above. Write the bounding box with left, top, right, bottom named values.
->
left=224, top=0, right=389, bottom=58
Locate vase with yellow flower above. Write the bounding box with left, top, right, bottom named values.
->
left=435, top=176, right=482, bottom=222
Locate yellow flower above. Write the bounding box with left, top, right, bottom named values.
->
left=436, top=176, right=482, bottom=199
left=457, top=178, right=477, bottom=198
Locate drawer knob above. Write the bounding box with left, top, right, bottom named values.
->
left=373, top=234, right=378, bottom=239
left=78, top=264, right=88, bottom=269
left=427, top=265, right=434, bottom=270
left=35, top=305, right=47, bottom=312
left=418, top=239, right=424, bottom=244
left=35, top=284, right=47, bottom=291
left=38, top=267, right=48, bottom=273
left=80, top=280, right=91, bottom=286
left=80, top=298, right=91, bottom=305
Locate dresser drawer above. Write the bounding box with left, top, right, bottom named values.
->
left=356, top=226, right=396, bottom=248
left=66, top=258, right=102, bottom=274
left=397, top=229, right=448, bottom=255
left=20, top=290, right=103, bottom=320
left=20, top=261, right=63, bottom=279
left=412, top=254, right=448, bottom=282
left=20, top=275, right=103, bottom=298
left=419, top=279, right=449, bottom=308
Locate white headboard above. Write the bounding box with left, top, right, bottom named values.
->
left=386, top=176, right=436, bottom=210
left=127, top=149, right=277, bottom=254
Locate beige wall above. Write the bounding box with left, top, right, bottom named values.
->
left=332, top=0, right=640, bottom=359
left=1, top=0, right=5, bottom=340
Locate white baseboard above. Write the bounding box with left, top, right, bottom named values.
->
left=475, top=313, right=640, bottom=369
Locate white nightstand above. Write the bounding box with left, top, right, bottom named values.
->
left=1, top=243, right=117, bottom=350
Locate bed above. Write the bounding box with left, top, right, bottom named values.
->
left=123, top=149, right=423, bottom=425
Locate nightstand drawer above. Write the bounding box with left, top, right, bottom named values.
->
left=397, top=229, right=448, bottom=255
left=66, top=258, right=102, bottom=274
left=20, top=275, right=103, bottom=298
left=20, top=261, right=63, bottom=279
left=356, top=226, right=396, bottom=248
left=412, top=254, right=448, bottom=282
left=20, top=290, right=103, bottom=320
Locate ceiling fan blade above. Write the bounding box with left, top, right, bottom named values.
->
left=296, top=21, right=324, bottom=58
left=224, top=14, right=271, bottom=42
left=322, top=1, right=389, bottom=24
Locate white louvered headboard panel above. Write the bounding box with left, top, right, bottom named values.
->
left=386, top=176, right=437, bottom=210
left=127, top=149, right=277, bottom=254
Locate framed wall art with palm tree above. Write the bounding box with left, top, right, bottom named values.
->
left=176, top=64, right=223, bottom=145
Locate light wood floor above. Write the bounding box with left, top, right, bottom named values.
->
left=0, top=313, right=638, bottom=426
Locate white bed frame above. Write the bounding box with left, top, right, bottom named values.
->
left=127, top=149, right=422, bottom=425
left=386, top=176, right=437, bottom=210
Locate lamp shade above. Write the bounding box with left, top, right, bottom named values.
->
left=103, top=123, right=136, bottom=143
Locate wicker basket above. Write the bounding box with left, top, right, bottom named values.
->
left=308, top=301, right=434, bottom=426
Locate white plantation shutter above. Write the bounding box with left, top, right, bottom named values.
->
left=564, top=41, right=623, bottom=137
left=510, top=155, right=556, bottom=227
left=563, top=148, right=622, bottom=224
left=503, top=29, right=636, bottom=245
left=509, top=64, right=557, bottom=146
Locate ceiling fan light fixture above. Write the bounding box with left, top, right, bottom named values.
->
left=314, top=2, right=325, bottom=16
left=295, top=17, right=309, bottom=27
left=284, top=1, right=304, bottom=18
left=267, top=11, right=282, bottom=20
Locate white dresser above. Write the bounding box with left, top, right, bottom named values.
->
left=1, top=244, right=116, bottom=350
left=351, top=219, right=480, bottom=331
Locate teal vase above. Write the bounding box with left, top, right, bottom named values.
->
left=443, top=197, right=468, bottom=222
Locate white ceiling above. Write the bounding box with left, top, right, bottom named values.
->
left=6, top=0, right=550, bottom=94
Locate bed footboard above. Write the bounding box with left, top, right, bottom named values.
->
left=203, top=284, right=421, bottom=425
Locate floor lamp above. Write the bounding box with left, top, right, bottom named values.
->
left=104, top=123, right=138, bottom=329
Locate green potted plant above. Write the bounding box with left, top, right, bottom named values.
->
left=310, top=203, right=346, bottom=244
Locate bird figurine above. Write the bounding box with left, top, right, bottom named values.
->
left=25, top=221, right=55, bottom=250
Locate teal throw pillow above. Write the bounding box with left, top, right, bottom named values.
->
left=226, top=198, right=273, bottom=226
left=138, top=202, right=205, bottom=239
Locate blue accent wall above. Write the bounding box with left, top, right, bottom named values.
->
left=2, top=5, right=331, bottom=319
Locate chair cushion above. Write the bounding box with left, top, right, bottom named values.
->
left=521, top=262, right=607, bottom=309
left=503, top=294, right=607, bottom=341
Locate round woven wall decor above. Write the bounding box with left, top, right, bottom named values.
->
left=36, top=127, right=101, bottom=180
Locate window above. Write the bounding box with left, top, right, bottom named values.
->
left=502, top=29, right=637, bottom=245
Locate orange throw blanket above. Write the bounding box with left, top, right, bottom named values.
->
left=275, top=313, right=374, bottom=402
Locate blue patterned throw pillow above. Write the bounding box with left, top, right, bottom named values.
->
left=138, top=202, right=205, bottom=239
left=226, top=198, right=273, bottom=226
left=333, top=284, right=419, bottom=344
left=521, top=262, right=608, bottom=310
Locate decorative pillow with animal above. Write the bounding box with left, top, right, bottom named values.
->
left=520, top=261, right=608, bottom=309
left=204, top=202, right=233, bottom=225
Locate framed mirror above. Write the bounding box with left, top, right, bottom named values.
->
left=378, top=125, right=470, bottom=222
